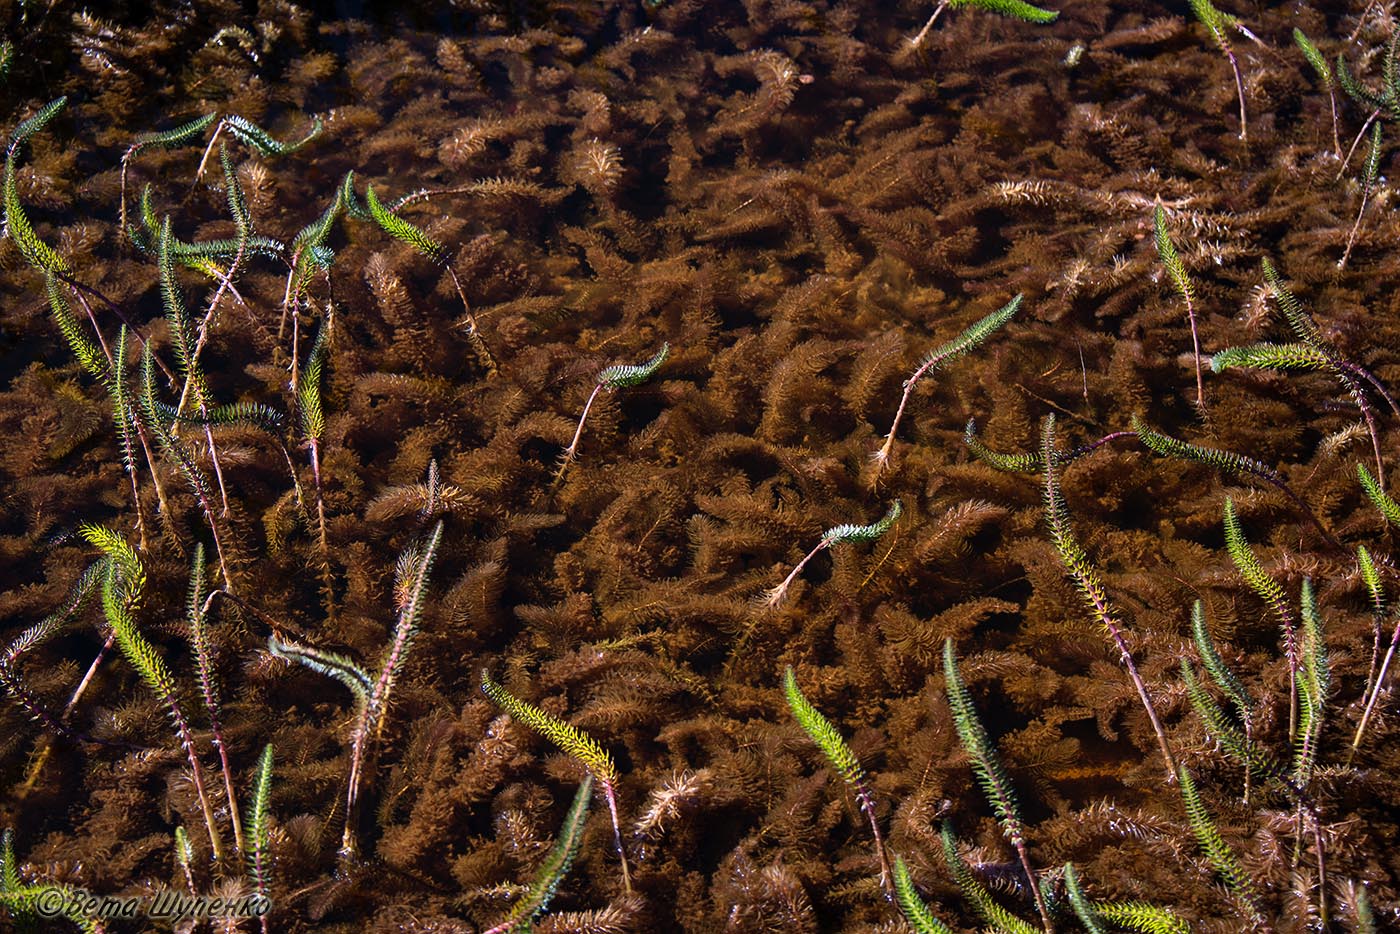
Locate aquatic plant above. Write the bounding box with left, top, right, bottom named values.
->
left=892, top=856, right=954, bottom=934
left=481, top=669, right=633, bottom=894
left=245, top=744, right=275, bottom=934
left=1222, top=496, right=1301, bottom=740
left=191, top=112, right=323, bottom=193
left=5, top=3, right=1400, bottom=930
left=1176, top=765, right=1266, bottom=925
left=118, top=112, right=216, bottom=229
left=761, top=500, right=901, bottom=607
left=1336, top=32, right=1399, bottom=176
left=1293, top=28, right=1342, bottom=159
left=1350, top=495, right=1400, bottom=759
left=85, top=524, right=225, bottom=861
left=185, top=544, right=244, bottom=855
left=1188, top=600, right=1257, bottom=798
left=1340, top=122, right=1384, bottom=270
left=782, top=665, right=892, bottom=892
left=906, top=0, right=1058, bottom=53
left=1212, top=259, right=1399, bottom=493
left=1179, top=595, right=1333, bottom=925
left=941, top=639, right=1052, bottom=931
left=1041, top=415, right=1176, bottom=778
left=1131, top=416, right=1338, bottom=548
left=481, top=775, right=593, bottom=934
left=557, top=341, right=670, bottom=483
left=874, top=295, right=1020, bottom=471
left=145, top=225, right=238, bottom=589
left=0, top=829, right=103, bottom=933
left=270, top=520, right=444, bottom=860
left=1152, top=205, right=1205, bottom=411
left=1187, top=0, right=1254, bottom=142
left=938, top=821, right=1040, bottom=934
left=298, top=310, right=334, bottom=611
left=0, top=560, right=103, bottom=747
left=1063, top=862, right=1188, bottom=934
left=4, top=96, right=69, bottom=275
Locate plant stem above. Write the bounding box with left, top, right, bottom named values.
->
left=764, top=539, right=829, bottom=607
left=556, top=381, right=605, bottom=484
left=907, top=1, right=948, bottom=51
left=169, top=696, right=224, bottom=864
left=602, top=780, right=633, bottom=895
left=1338, top=108, right=1381, bottom=181
left=875, top=360, right=936, bottom=470
left=447, top=264, right=496, bottom=376
left=1351, top=617, right=1400, bottom=760
left=192, top=591, right=245, bottom=854
left=855, top=781, right=893, bottom=897
left=1223, top=42, right=1248, bottom=143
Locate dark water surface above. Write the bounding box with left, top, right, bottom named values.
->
left=1, top=1, right=1397, bottom=930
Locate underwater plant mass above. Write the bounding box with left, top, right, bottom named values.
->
left=5, top=0, right=1400, bottom=930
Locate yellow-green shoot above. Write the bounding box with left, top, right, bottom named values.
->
left=481, top=669, right=632, bottom=893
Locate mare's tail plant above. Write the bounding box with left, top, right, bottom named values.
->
left=174, top=827, right=196, bottom=895
left=0, top=561, right=104, bottom=746
left=269, top=520, right=443, bottom=860
left=1335, top=33, right=1398, bottom=178
left=363, top=181, right=496, bottom=373
left=556, top=341, right=669, bottom=484
left=1177, top=766, right=1268, bottom=927
left=84, top=524, right=225, bottom=862
left=782, top=665, right=893, bottom=893
left=964, top=419, right=1137, bottom=473
left=1188, top=0, right=1255, bottom=142
left=762, top=500, right=901, bottom=608
left=1063, top=862, right=1189, bottom=934
left=1293, top=28, right=1342, bottom=159
left=1294, top=580, right=1330, bottom=794
left=1213, top=259, right=1399, bottom=492
left=245, top=744, right=274, bottom=934
left=964, top=418, right=1048, bottom=472
left=941, top=639, right=1053, bottom=932
left=1132, top=417, right=1340, bottom=549
left=1340, top=121, right=1384, bottom=270
left=132, top=166, right=294, bottom=565
left=9, top=101, right=177, bottom=547
left=892, top=856, right=954, bottom=934
left=119, top=112, right=216, bottom=229
left=192, top=112, right=322, bottom=191
left=1153, top=205, right=1206, bottom=412
left=1189, top=600, right=1258, bottom=801
left=1180, top=591, right=1331, bottom=924
left=137, top=335, right=236, bottom=590
left=186, top=544, right=244, bottom=854
left=905, top=0, right=1057, bottom=54
left=1349, top=496, right=1400, bottom=757
left=280, top=170, right=351, bottom=382
left=299, top=311, right=335, bottom=613
left=873, top=294, right=1020, bottom=471
left=4, top=96, right=69, bottom=276
left=45, top=271, right=163, bottom=551
left=1222, top=497, right=1300, bottom=742
left=480, top=775, right=593, bottom=934
left=938, top=822, right=1039, bottom=934
left=1291, top=580, right=1332, bottom=923
left=1041, top=415, right=1177, bottom=778
left=1357, top=462, right=1400, bottom=524
left=481, top=669, right=633, bottom=894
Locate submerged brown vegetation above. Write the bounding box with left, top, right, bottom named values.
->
left=3, top=0, right=1400, bottom=930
